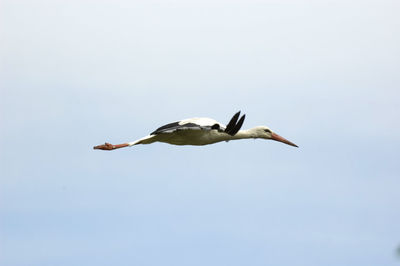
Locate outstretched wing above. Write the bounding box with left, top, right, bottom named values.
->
left=150, top=118, right=225, bottom=135
left=150, top=112, right=245, bottom=136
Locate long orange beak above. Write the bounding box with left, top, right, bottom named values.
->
left=271, top=132, right=298, bottom=147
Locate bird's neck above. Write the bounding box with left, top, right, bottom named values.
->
left=230, top=129, right=257, bottom=140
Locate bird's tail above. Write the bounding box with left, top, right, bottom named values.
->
left=127, top=135, right=157, bottom=146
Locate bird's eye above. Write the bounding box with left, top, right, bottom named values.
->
left=264, top=129, right=271, bottom=133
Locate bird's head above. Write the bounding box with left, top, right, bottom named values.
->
left=251, top=126, right=298, bottom=147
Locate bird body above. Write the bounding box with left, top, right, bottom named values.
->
left=94, top=111, right=298, bottom=150
left=144, top=117, right=229, bottom=146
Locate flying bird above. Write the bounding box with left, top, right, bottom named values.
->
left=93, top=111, right=298, bottom=150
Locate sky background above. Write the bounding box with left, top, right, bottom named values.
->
left=1, top=0, right=400, bottom=265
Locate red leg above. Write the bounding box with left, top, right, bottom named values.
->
left=93, top=142, right=129, bottom=151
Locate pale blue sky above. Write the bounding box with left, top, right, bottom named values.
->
left=1, top=0, right=400, bottom=265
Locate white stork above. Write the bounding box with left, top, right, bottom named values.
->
left=93, top=111, right=298, bottom=150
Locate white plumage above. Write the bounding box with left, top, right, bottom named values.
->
left=94, top=111, right=298, bottom=150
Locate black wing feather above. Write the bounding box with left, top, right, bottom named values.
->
left=225, top=111, right=240, bottom=135
left=151, top=111, right=245, bottom=136
left=151, top=121, right=180, bottom=135
left=151, top=122, right=207, bottom=135
left=225, top=111, right=246, bottom=136
left=229, top=114, right=246, bottom=135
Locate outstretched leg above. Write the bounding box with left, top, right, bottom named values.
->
left=93, top=135, right=157, bottom=151
left=93, top=142, right=129, bottom=150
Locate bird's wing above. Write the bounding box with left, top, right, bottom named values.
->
left=150, top=118, right=225, bottom=135
left=225, top=111, right=246, bottom=136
